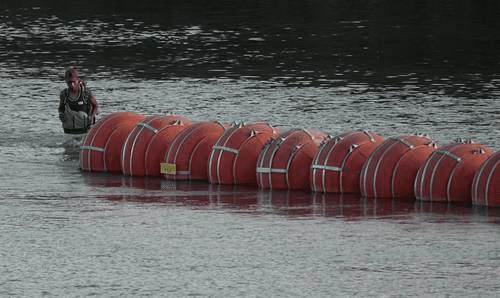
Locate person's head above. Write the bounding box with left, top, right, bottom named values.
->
left=64, top=66, right=80, bottom=91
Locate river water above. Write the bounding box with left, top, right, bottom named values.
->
left=1, top=6, right=500, bottom=297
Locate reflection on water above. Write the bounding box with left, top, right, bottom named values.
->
left=84, top=172, right=500, bottom=222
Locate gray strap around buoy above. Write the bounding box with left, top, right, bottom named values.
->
left=80, top=145, right=105, bottom=152
left=256, top=167, right=288, bottom=173
left=310, top=164, right=342, bottom=172
left=212, top=145, right=240, bottom=154
left=435, top=149, right=462, bottom=162
left=138, top=122, right=159, bottom=134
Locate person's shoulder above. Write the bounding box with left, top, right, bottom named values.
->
left=60, top=88, right=68, bottom=97
left=83, top=85, right=92, bottom=94
left=82, top=83, right=93, bottom=96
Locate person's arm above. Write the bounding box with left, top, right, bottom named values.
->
left=58, top=90, right=66, bottom=121
left=89, top=94, right=99, bottom=124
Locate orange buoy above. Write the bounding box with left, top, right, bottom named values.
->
left=360, top=134, right=437, bottom=198
left=256, top=128, right=327, bottom=190
left=165, top=121, right=228, bottom=181
left=121, top=115, right=192, bottom=176
left=415, top=140, right=493, bottom=203
left=472, top=151, right=500, bottom=207
left=209, top=122, right=280, bottom=185
left=103, top=120, right=143, bottom=173
left=80, top=112, right=145, bottom=172
left=144, top=122, right=191, bottom=177
left=310, top=131, right=384, bottom=193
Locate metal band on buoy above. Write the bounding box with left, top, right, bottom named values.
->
left=256, top=167, right=288, bottom=173
left=137, top=121, right=159, bottom=134
left=212, top=145, right=240, bottom=154
left=310, top=165, right=343, bottom=172
left=483, top=159, right=500, bottom=206
left=80, top=145, right=105, bottom=152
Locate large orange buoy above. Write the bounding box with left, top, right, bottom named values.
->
left=415, top=140, right=493, bottom=203
left=472, top=151, right=500, bottom=207
left=164, top=121, right=228, bottom=181
left=209, top=122, right=280, bottom=185
left=144, top=122, right=191, bottom=177
left=257, top=128, right=327, bottom=190
left=310, top=131, right=384, bottom=193
left=360, top=134, right=438, bottom=198
left=121, top=115, right=192, bottom=176
left=80, top=112, right=145, bottom=172
left=103, top=120, right=143, bottom=173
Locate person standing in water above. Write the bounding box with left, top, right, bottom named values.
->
left=58, top=67, right=99, bottom=134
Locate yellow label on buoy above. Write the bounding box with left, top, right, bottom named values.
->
left=161, top=163, right=176, bottom=174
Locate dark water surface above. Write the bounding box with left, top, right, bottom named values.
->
left=1, top=5, right=500, bottom=297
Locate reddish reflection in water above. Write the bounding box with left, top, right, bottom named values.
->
left=84, top=172, right=500, bottom=222
left=260, top=189, right=316, bottom=218
left=207, top=184, right=260, bottom=211
left=313, top=192, right=417, bottom=220
left=413, top=200, right=500, bottom=223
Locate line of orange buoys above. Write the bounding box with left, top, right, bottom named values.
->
left=80, top=112, right=500, bottom=207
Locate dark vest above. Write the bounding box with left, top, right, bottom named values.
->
left=64, top=86, right=91, bottom=115
left=61, top=86, right=91, bottom=134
